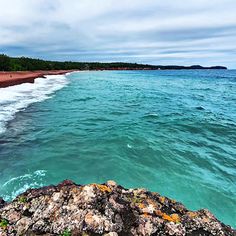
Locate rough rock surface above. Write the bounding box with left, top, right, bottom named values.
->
left=0, top=180, right=235, bottom=236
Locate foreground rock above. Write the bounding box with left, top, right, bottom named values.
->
left=0, top=180, right=235, bottom=236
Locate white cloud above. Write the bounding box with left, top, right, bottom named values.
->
left=0, top=0, right=236, bottom=67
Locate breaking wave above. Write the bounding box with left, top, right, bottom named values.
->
left=0, top=74, right=69, bottom=134
left=1, top=170, right=47, bottom=201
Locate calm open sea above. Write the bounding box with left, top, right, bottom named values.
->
left=0, top=70, right=235, bottom=227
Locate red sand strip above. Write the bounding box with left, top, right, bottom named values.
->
left=0, top=70, right=75, bottom=88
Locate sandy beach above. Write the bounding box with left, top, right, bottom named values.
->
left=0, top=70, right=74, bottom=88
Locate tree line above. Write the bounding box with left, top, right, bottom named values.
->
left=0, top=54, right=161, bottom=71
left=0, top=54, right=227, bottom=71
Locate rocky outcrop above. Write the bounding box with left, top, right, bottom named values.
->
left=0, top=180, right=235, bottom=236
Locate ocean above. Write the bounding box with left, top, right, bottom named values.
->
left=0, top=70, right=235, bottom=227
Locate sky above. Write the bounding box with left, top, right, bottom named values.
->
left=0, top=0, right=236, bottom=68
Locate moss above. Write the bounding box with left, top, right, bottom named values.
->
left=132, top=196, right=143, bottom=204
left=60, top=229, right=72, bottom=236
left=0, top=218, right=9, bottom=230
left=18, top=196, right=27, bottom=203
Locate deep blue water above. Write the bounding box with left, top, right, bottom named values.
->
left=0, top=70, right=235, bottom=227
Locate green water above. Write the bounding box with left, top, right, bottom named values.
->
left=0, top=70, right=235, bottom=227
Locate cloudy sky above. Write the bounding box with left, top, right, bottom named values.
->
left=1, top=0, right=236, bottom=68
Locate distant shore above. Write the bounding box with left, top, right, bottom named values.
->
left=0, top=66, right=228, bottom=88
left=0, top=54, right=228, bottom=88
left=0, top=70, right=75, bottom=88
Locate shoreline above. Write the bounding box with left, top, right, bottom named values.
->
left=0, top=70, right=75, bottom=88
left=0, top=68, right=228, bottom=88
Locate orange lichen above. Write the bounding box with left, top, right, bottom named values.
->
left=91, top=184, right=112, bottom=193
left=188, top=212, right=198, bottom=218
left=159, top=196, right=165, bottom=204
left=155, top=210, right=163, bottom=217
left=170, top=214, right=180, bottom=223
left=138, top=203, right=145, bottom=209
left=156, top=211, right=180, bottom=223
left=162, top=213, right=173, bottom=222
left=72, top=187, right=80, bottom=194
left=142, top=213, right=150, bottom=218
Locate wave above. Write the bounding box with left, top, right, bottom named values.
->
left=1, top=170, right=47, bottom=201
left=142, top=113, right=159, bottom=119
left=0, top=74, right=69, bottom=134
left=73, top=97, right=96, bottom=102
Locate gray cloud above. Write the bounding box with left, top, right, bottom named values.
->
left=0, top=0, right=236, bottom=68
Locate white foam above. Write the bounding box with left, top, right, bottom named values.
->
left=127, top=144, right=133, bottom=149
left=0, top=74, right=69, bottom=134
left=1, top=170, right=47, bottom=201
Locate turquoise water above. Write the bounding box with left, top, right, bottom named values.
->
left=0, top=70, right=235, bottom=227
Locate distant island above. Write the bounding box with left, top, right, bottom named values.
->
left=0, top=54, right=227, bottom=71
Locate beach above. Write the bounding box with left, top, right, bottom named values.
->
left=0, top=70, right=74, bottom=88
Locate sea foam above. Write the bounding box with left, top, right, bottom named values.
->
left=0, top=74, right=69, bottom=134
left=1, top=170, right=47, bottom=201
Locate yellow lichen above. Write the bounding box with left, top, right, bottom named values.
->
left=162, top=213, right=173, bottom=222
left=159, top=196, right=165, bottom=204
left=170, top=214, right=180, bottom=223
left=158, top=212, right=181, bottom=223
left=91, top=184, right=112, bottom=193
left=188, top=212, right=198, bottom=218
left=142, top=213, right=150, bottom=218
left=138, top=203, right=145, bottom=209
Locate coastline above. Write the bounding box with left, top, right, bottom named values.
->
left=0, top=70, right=75, bottom=88
left=0, top=67, right=228, bottom=88
left=0, top=70, right=235, bottom=234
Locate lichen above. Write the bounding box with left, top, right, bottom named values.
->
left=0, top=218, right=9, bottom=230
left=155, top=211, right=180, bottom=223
left=170, top=214, right=180, bottom=223
left=187, top=211, right=198, bottom=218
left=159, top=196, right=165, bottom=204
left=138, top=203, right=145, bottom=209
left=91, top=184, right=112, bottom=193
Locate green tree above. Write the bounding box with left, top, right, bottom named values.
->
left=0, top=54, right=11, bottom=71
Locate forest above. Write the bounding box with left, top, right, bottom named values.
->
left=0, top=54, right=227, bottom=71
